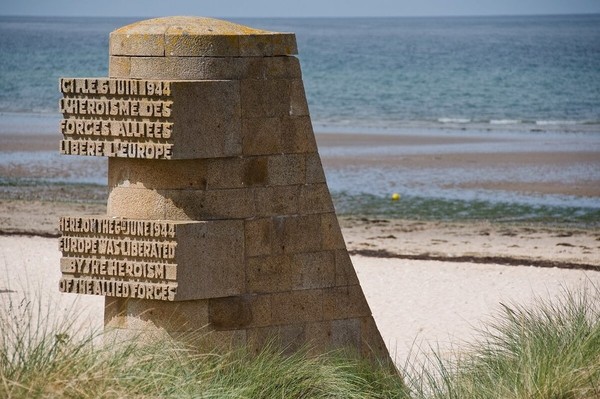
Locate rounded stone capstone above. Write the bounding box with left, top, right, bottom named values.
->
left=110, top=16, right=297, bottom=57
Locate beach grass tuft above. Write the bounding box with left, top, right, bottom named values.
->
left=0, top=296, right=408, bottom=398
left=406, top=283, right=600, bottom=399
left=2, top=285, right=599, bottom=398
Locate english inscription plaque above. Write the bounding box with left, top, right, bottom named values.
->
left=59, top=216, right=244, bottom=301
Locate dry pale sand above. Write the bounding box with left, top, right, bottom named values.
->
left=355, top=256, right=600, bottom=365
left=1, top=219, right=599, bottom=366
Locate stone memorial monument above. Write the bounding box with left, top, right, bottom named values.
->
left=58, top=16, right=390, bottom=361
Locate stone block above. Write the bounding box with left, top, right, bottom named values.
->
left=162, top=188, right=256, bottom=220
left=165, top=26, right=240, bottom=57
left=270, top=289, right=323, bottom=325
left=254, top=185, right=300, bottom=217
left=305, top=153, right=327, bottom=184
left=274, top=214, right=322, bottom=254
left=239, top=33, right=297, bottom=57
left=110, top=17, right=296, bottom=58
left=241, top=79, right=291, bottom=118
left=300, top=184, right=335, bottom=215
left=104, top=297, right=210, bottom=332
left=110, top=27, right=165, bottom=56
left=208, top=294, right=272, bottom=330
left=247, top=251, right=335, bottom=294
left=270, top=33, right=299, bottom=56
left=191, top=329, right=247, bottom=352
left=108, top=158, right=246, bottom=190
left=323, top=285, right=371, bottom=320
left=129, top=56, right=240, bottom=80
left=247, top=325, right=277, bottom=354
left=281, top=116, right=317, bottom=154
left=175, top=220, right=245, bottom=299
left=246, top=254, right=293, bottom=293
left=267, top=154, right=306, bottom=186
left=278, top=323, right=307, bottom=353
left=59, top=80, right=242, bottom=160
left=208, top=295, right=253, bottom=330
left=242, top=156, right=269, bottom=186
left=304, top=320, right=333, bottom=353
left=243, top=56, right=301, bottom=80
left=60, top=217, right=244, bottom=301
left=169, top=80, right=242, bottom=159
left=291, top=251, right=335, bottom=290
left=290, top=79, right=310, bottom=116
left=321, top=212, right=346, bottom=250
left=335, top=250, right=360, bottom=286
left=331, top=318, right=361, bottom=350
left=127, top=56, right=301, bottom=81
left=360, top=316, right=391, bottom=362
left=247, top=323, right=305, bottom=354
left=108, top=56, right=131, bottom=78
left=242, top=117, right=283, bottom=156
left=245, top=218, right=273, bottom=257
left=239, top=34, right=274, bottom=57
left=107, top=187, right=166, bottom=219
left=248, top=294, right=272, bottom=328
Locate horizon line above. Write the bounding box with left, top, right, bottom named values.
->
left=1, top=12, right=599, bottom=19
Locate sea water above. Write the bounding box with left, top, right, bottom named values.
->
left=1, top=15, right=599, bottom=223
left=1, top=15, right=599, bottom=130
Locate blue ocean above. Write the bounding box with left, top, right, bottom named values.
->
left=1, top=15, right=599, bottom=224
left=1, top=15, right=599, bottom=130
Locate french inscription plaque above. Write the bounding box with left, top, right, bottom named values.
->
left=59, top=78, right=240, bottom=159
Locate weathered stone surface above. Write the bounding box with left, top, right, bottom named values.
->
left=107, top=187, right=257, bottom=220
left=105, top=297, right=209, bottom=331
left=306, top=153, right=327, bottom=184
left=254, top=185, right=300, bottom=217
left=321, top=212, right=347, bottom=250
left=108, top=158, right=246, bottom=190
left=244, top=218, right=273, bottom=257
left=323, top=285, right=372, bottom=320
left=275, top=214, right=323, bottom=254
left=110, top=17, right=297, bottom=57
left=300, top=184, right=335, bottom=214
left=267, top=154, right=306, bottom=186
left=208, top=296, right=253, bottom=329
left=108, top=56, right=131, bottom=77
left=331, top=318, right=361, bottom=349
left=270, top=289, right=324, bottom=325
left=335, top=250, right=360, bottom=286
left=119, top=55, right=302, bottom=81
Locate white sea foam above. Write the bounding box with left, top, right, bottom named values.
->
left=438, top=118, right=471, bottom=124
left=490, top=119, right=521, bottom=125
left=535, top=120, right=579, bottom=126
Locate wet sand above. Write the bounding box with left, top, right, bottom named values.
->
left=316, top=131, right=600, bottom=199
left=2, top=129, right=600, bottom=200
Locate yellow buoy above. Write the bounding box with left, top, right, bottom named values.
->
left=391, top=193, right=400, bottom=201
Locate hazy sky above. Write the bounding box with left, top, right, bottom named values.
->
left=1, top=0, right=599, bottom=18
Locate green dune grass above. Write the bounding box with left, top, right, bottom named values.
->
left=2, top=284, right=599, bottom=398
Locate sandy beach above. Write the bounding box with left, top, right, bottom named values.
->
left=1, top=127, right=599, bottom=366
left=1, top=222, right=599, bottom=366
